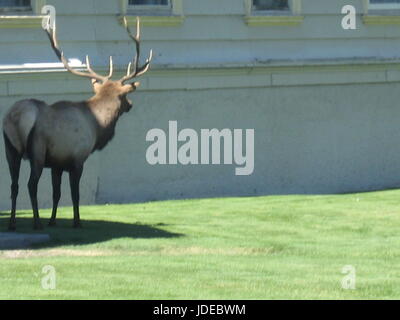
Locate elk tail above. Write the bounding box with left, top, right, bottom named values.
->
left=3, top=99, right=43, bottom=159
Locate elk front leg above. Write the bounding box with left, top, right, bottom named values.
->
left=28, top=161, right=44, bottom=230
left=69, top=165, right=83, bottom=228
left=49, top=168, right=63, bottom=226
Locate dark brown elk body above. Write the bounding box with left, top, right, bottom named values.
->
left=3, top=17, right=152, bottom=230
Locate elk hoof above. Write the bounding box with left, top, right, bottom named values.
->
left=34, top=221, right=43, bottom=230
left=73, top=222, right=82, bottom=229
left=48, top=219, right=57, bottom=227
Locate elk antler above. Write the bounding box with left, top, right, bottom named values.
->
left=119, top=17, right=153, bottom=84
left=44, top=19, right=113, bottom=83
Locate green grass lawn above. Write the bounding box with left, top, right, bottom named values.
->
left=1, top=189, right=400, bottom=299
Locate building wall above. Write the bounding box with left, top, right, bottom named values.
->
left=0, top=0, right=400, bottom=210
left=2, top=0, right=400, bottom=68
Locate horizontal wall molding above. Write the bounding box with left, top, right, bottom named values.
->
left=1, top=58, right=400, bottom=96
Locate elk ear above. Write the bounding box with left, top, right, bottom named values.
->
left=91, top=79, right=102, bottom=94
left=132, top=81, right=140, bottom=90
left=122, top=82, right=140, bottom=94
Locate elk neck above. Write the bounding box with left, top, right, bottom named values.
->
left=87, top=93, right=123, bottom=151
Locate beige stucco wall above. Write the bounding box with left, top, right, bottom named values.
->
left=1, top=0, right=400, bottom=211
left=1, top=63, right=400, bottom=211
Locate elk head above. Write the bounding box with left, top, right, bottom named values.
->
left=44, top=16, right=152, bottom=113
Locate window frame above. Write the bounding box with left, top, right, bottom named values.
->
left=249, top=0, right=301, bottom=15
left=120, top=0, right=184, bottom=27
left=127, top=0, right=171, bottom=15
left=368, top=0, right=400, bottom=10
left=0, top=0, right=32, bottom=13
left=244, top=0, right=303, bottom=26
left=363, top=0, right=400, bottom=25
left=252, top=0, right=290, bottom=15
left=0, top=0, right=46, bottom=28
left=0, top=0, right=43, bottom=14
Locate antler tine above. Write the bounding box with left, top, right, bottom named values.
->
left=126, top=62, right=132, bottom=77
left=85, top=55, right=97, bottom=78
left=44, top=23, right=109, bottom=83
left=120, top=16, right=152, bottom=83
left=136, top=16, right=140, bottom=40
left=86, top=55, right=113, bottom=81
left=124, top=16, right=140, bottom=76
left=134, top=49, right=153, bottom=78
left=108, top=56, right=114, bottom=79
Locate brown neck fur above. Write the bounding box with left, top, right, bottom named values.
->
left=87, top=90, right=123, bottom=151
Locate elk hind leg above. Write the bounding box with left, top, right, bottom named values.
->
left=49, top=168, right=63, bottom=226
left=27, top=133, right=45, bottom=230
left=3, top=133, right=22, bottom=231
left=28, top=160, right=44, bottom=230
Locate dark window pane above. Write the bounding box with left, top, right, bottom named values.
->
left=253, top=0, right=289, bottom=10
left=129, top=0, right=169, bottom=5
left=0, top=0, right=30, bottom=7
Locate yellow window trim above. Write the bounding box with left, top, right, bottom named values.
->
left=245, top=15, right=304, bottom=27
left=362, top=15, right=400, bottom=25
left=0, top=15, right=45, bottom=28
left=120, top=15, right=184, bottom=27
left=0, top=0, right=46, bottom=29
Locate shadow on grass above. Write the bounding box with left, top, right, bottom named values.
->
left=0, top=213, right=182, bottom=250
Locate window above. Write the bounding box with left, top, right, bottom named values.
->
left=363, top=0, right=400, bottom=24
left=121, top=0, right=183, bottom=27
left=245, top=0, right=303, bottom=26
left=0, top=0, right=46, bottom=28
left=247, top=0, right=301, bottom=16
left=369, top=0, right=400, bottom=10
left=0, top=0, right=31, bottom=12
left=129, top=0, right=169, bottom=5
left=128, top=0, right=171, bottom=15
left=253, top=0, right=289, bottom=12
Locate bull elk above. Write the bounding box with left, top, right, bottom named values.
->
left=3, top=17, right=152, bottom=230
